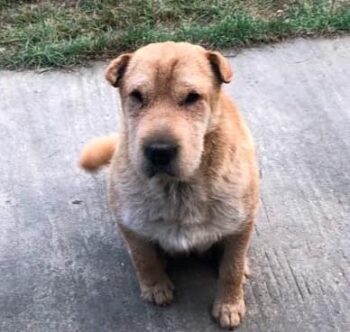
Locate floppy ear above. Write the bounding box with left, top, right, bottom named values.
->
left=105, top=53, right=132, bottom=87
left=206, top=51, right=233, bottom=83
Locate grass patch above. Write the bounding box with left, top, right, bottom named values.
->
left=0, top=0, right=349, bottom=69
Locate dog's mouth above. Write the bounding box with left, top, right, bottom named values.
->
left=144, top=164, right=178, bottom=178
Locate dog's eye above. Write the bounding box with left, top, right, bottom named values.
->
left=130, top=90, right=144, bottom=107
left=184, top=92, right=200, bottom=105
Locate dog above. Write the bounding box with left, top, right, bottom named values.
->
left=79, top=42, right=260, bottom=329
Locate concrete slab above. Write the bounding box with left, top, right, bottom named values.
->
left=0, top=37, right=349, bottom=332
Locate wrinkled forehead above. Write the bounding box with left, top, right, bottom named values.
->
left=124, top=43, right=214, bottom=92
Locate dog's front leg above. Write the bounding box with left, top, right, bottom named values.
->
left=212, top=220, right=253, bottom=329
left=118, top=224, right=174, bottom=306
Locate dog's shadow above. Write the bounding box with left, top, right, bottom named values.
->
left=166, top=246, right=220, bottom=302
left=75, top=232, right=225, bottom=331
left=150, top=248, right=223, bottom=331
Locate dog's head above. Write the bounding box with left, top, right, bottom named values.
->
left=105, top=42, right=232, bottom=180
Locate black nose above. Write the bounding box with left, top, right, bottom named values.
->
left=144, top=142, right=178, bottom=167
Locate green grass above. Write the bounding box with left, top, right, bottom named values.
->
left=0, top=0, right=349, bottom=69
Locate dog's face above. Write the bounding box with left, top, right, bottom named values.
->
left=105, top=42, right=232, bottom=180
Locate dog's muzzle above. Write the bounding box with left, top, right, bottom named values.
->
left=143, top=141, right=178, bottom=177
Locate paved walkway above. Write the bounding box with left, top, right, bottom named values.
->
left=1, top=37, right=349, bottom=332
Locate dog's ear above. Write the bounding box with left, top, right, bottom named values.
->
left=105, top=53, right=132, bottom=87
left=206, top=51, right=233, bottom=84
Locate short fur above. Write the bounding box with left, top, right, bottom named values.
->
left=80, top=42, right=259, bottom=329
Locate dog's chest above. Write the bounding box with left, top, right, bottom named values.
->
left=118, top=179, right=245, bottom=252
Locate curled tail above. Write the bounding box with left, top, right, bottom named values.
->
left=79, top=134, right=118, bottom=172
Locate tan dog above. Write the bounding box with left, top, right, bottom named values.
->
left=80, top=42, right=259, bottom=329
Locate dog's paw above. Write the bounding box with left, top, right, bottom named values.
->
left=141, top=278, right=175, bottom=306
left=212, top=296, right=246, bottom=329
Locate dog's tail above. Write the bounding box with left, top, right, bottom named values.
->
left=79, top=134, right=118, bottom=172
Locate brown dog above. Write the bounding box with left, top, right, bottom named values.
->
left=79, top=42, right=259, bottom=329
